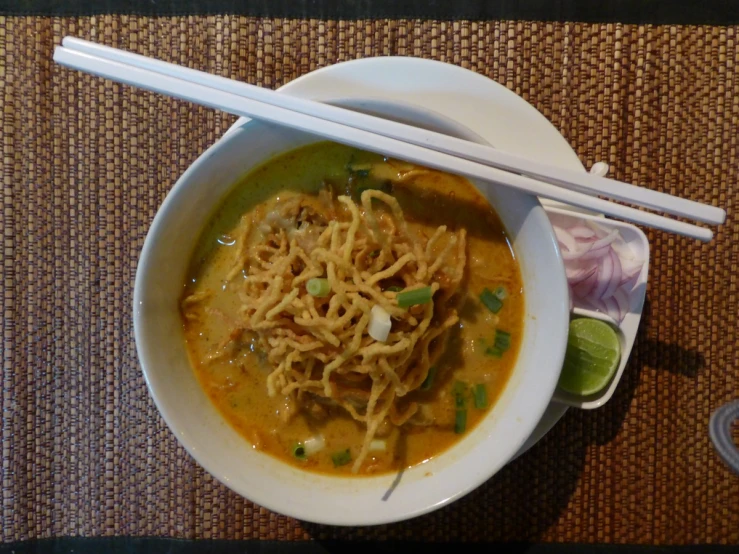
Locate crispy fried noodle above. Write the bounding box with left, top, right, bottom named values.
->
left=185, top=189, right=466, bottom=472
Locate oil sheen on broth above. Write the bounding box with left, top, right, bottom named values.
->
left=181, top=142, right=524, bottom=476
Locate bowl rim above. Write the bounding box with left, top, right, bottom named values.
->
left=133, top=97, right=569, bottom=526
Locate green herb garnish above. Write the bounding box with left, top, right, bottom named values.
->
left=454, top=409, right=467, bottom=434
left=473, top=384, right=488, bottom=409
left=485, top=330, right=512, bottom=358
left=494, top=286, right=508, bottom=300
left=453, top=381, right=467, bottom=409
left=397, top=286, right=432, bottom=308
left=292, top=443, right=307, bottom=461
left=331, top=449, right=352, bottom=467
left=306, top=277, right=330, bottom=297
left=480, top=288, right=503, bottom=313
left=420, top=366, right=438, bottom=391
left=494, top=329, right=512, bottom=351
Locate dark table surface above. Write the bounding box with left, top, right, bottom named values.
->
left=2, top=0, right=739, bottom=25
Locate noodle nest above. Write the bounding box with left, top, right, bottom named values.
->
left=188, top=188, right=466, bottom=472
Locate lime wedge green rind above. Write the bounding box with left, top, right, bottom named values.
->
left=558, top=318, right=621, bottom=396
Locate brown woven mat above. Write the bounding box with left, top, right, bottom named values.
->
left=1, top=15, right=738, bottom=544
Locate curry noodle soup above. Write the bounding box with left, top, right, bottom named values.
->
left=180, top=142, right=524, bottom=476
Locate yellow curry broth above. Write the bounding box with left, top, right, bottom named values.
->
left=181, top=142, right=523, bottom=475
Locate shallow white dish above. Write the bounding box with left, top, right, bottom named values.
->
left=134, top=92, right=571, bottom=523
left=546, top=207, right=650, bottom=409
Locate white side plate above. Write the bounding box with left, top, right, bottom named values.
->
left=545, top=207, right=650, bottom=409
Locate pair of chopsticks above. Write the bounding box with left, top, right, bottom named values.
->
left=54, top=37, right=726, bottom=242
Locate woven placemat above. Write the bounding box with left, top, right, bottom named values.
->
left=1, top=15, right=737, bottom=545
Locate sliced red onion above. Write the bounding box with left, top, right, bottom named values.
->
left=591, top=252, right=613, bottom=300
left=578, top=245, right=612, bottom=261
left=565, top=265, right=586, bottom=281
left=603, top=296, right=621, bottom=322
left=569, top=225, right=597, bottom=240
left=620, top=271, right=641, bottom=295
left=590, top=228, right=620, bottom=250
left=561, top=249, right=584, bottom=261
left=566, top=264, right=597, bottom=286
left=583, top=297, right=608, bottom=314
left=572, top=269, right=599, bottom=298
left=551, top=215, right=645, bottom=324
left=613, top=288, right=630, bottom=318
left=553, top=226, right=577, bottom=253
left=620, top=258, right=642, bottom=284
left=601, top=249, right=622, bottom=300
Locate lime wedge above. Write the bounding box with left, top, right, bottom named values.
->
left=558, top=318, right=621, bottom=396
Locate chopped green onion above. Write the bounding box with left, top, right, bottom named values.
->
left=453, top=380, right=467, bottom=409
left=306, top=277, right=330, bottom=297
left=420, top=366, right=438, bottom=391
left=454, top=409, right=467, bottom=434
left=494, top=286, right=508, bottom=300
left=473, top=384, right=488, bottom=409
left=494, top=329, right=512, bottom=352
left=397, top=286, right=433, bottom=308
left=480, top=288, right=503, bottom=313
left=385, top=285, right=404, bottom=293
left=485, top=346, right=503, bottom=358
left=331, top=448, right=352, bottom=467
left=292, top=443, right=307, bottom=461
left=368, top=249, right=381, bottom=258
left=485, top=330, right=512, bottom=358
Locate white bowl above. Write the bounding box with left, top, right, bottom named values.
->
left=133, top=97, right=569, bottom=525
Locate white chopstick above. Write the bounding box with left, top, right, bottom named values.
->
left=53, top=42, right=717, bottom=242
left=61, top=37, right=726, bottom=229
